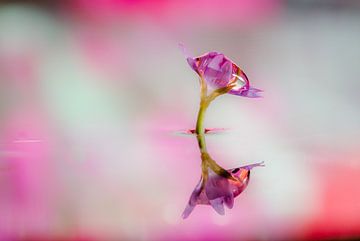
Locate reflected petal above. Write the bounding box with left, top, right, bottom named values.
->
left=209, top=197, right=225, bottom=215
left=182, top=203, right=195, bottom=219
left=224, top=194, right=234, bottom=209
left=182, top=162, right=264, bottom=218
left=182, top=177, right=203, bottom=219
left=205, top=169, right=232, bottom=200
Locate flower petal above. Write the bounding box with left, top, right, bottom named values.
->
left=229, top=175, right=249, bottom=198
left=207, top=54, right=224, bottom=70
left=229, top=161, right=265, bottom=174
left=183, top=50, right=262, bottom=98
left=228, top=161, right=265, bottom=198
left=182, top=203, right=195, bottom=219
left=178, top=44, right=200, bottom=74
left=205, top=169, right=232, bottom=200
left=239, top=161, right=265, bottom=170
left=224, top=194, right=234, bottom=209
left=186, top=57, right=199, bottom=73
left=189, top=178, right=203, bottom=203
left=204, top=54, right=233, bottom=88
left=205, top=168, right=234, bottom=213
left=182, top=177, right=203, bottom=219
left=209, top=197, right=225, bottom=215
left=237, top=87, right=263, bottom=98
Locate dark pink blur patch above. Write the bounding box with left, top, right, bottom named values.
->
left=63, top=0, right=280, bottom=26
left=302, top=154, right=360, bottom=240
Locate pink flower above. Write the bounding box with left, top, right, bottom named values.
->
left=184, top=50, right=262, bottom=98
left=182, top=162, right=264, bottom=219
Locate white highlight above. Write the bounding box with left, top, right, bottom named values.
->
left=12, top=139, right=43, bottom=143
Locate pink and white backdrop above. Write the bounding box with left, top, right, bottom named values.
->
left=0, top=0, right=359, bottom=240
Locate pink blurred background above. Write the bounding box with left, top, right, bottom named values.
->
left=0, top=0, right=360, bottom=240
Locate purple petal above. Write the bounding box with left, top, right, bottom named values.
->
left=189, top=178, right=203, bottom=204
left=205, top=169, right=234, bottom=214
left=207, top=54, right=224, bottom=71
left=224, top=194, right=234, bottom=209
left=209, top=198, right=225, bottom=215
left=183, top=50, right=263, bottom=98
left=178, top=44, right=200, bottom=73
left=228, top=162, right=264, bottom=198
left=228, top=161, right=264, bottom=174
left=186, top=57, right=199, bottom=73
left=182, top=177, right=204, bottom=219
left=237, top=87, right=263, bottom=98
left=205, top=169, right=232, bottom=200
left=229, top=176, right=249, bottom=198
left=239, top=161, right=265, bottom=170
left=204, top=54, right=233, bottom=88
left=227, top=69, right=250, bottom=92
left=182, top=203, right=195, bottom=219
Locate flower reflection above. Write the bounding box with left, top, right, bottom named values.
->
left=182, top=162, right=264, bottom=219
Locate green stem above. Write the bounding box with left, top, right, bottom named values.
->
left=195, top=100, right=209, bottom=153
